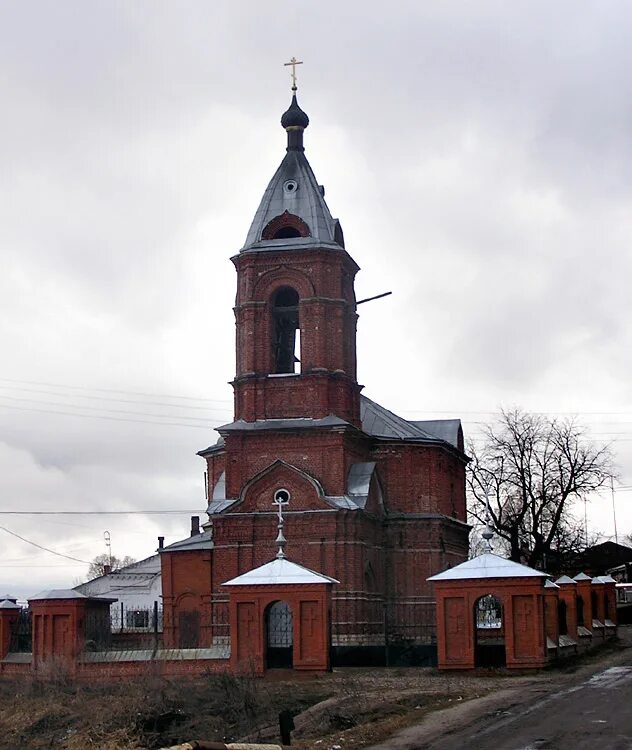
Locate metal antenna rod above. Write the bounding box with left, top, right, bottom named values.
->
left=356, top=291, right=393, bottom=306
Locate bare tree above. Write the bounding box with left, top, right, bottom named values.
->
left=86, top=553, right=136, bottom=580
left=468, top=409, right=614, bottom=571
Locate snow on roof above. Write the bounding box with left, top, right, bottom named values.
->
left=427, top=552, right=547, bottom=581
left=222, top=557, right=339, bottom=587
left=591, top=577, right=605, bottom=584
left=0, top=599, right=20, bottom=609
left=555, top=575, right=577, bottom=585
left=573, top=572, right=592, bottom=581
left=598, top=575, right=617, bottom=583
left=29, top=588, right=116, bottom=602
left=544, top=579, right=560, bottom=589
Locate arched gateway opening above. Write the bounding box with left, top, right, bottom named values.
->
left=474, top=594, right=506, bottom=667
left=265, top=600, right=293, bottom=668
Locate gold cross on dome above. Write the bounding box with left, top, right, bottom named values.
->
left=284, top=56, right=303, bottom=91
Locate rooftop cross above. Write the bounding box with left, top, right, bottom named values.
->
left=274, top=495, right=288, bottom=559
left=284, top=56, right=303, bottom=91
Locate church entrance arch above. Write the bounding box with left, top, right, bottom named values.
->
left=265, top=600, right=293, bottom=668
left=474, top=594, right=506, bottom=667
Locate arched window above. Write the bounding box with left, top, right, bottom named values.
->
left=272, top=287, right=300, bottom=374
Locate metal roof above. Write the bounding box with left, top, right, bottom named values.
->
left=555, top=575, right=577, bottom=585
left=361, top=396, right=435, bottom=440
left=242, top=145, right=343, bottom=251
left=598, top=575, right=617, bottom=583
left=217, top=414, right=350, bottom=434
left=222, top=557, right=338, bottom=586
left=360, top=397, right=465, bottom=453
left=544, top=579, right=560, bottom=589
left=29, top=589, right=116, bottom=602
left=160, top=531, right=214, bottom=553
left=212, top=471, right=226, bottom=501
left=427, top=552, right=547, bottom=581
left=74, top=555, right=161, bottom=595
left=0, top=599, right=20, bottom=609
left=346, top=462, right=377, bottom=510
left=411, top=419, right=462, bottom=449
left=573, top=572, right=592, bottom=581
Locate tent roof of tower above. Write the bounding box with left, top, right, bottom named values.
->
left=241, top=94, right=344, bottom=252
left=222, top=557, right=339, bottom=586
left=159, top=531, right=214, bottom=553
left=427, top=552, right=548, bottom=581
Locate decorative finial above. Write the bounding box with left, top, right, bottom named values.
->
left=284, top=56, right=303, bottom=92
left=275, top=496, right=287, bottom=559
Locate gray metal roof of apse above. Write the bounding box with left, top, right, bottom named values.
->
left=360, top=396, right=436, bottom=440
left=411, top=419, right=462, bottom=449
left=242, top=146, right=343, bottom=251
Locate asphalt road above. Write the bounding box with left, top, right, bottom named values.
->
left=368, top=644, right=632, bottom=750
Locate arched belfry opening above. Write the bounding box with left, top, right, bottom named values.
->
left=272, top=287, right=300, bottom=374
left=273, top=225, right=302, bottom=239
left=261, top=211, right=311, bottom=241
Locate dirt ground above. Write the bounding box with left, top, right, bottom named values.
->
left=0, top=634, right=628, bottom=750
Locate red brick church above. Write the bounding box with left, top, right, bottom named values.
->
left=160, top=85, right=469, bottom=662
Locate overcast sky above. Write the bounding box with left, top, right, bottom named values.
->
left=1, top=1, right=632, bottom=599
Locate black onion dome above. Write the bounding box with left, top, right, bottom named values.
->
left=281, top=94, right=309, bottom=129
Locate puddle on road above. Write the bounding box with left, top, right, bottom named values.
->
left=586, top=666, right=632, bottom=689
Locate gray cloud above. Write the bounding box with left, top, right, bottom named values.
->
left=1, top=1, right=631, bottom=595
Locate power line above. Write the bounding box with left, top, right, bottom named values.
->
left=0, top=377, right=231, bottom=404
left=0, top=526, right=89, bottom=564
left=0, top=510, right=203, bottom=515
left=0, top=393, right=228, bottom=422
left=0, top=401, right=223, bottom=429
left=5, top=376, right=632, bottom=418
left=0, top=384, right=231, bottom=412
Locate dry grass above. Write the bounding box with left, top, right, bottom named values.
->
left=0, top=664, right=560, bottom=749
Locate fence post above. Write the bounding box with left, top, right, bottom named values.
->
left=120, top=601, right=124, bottom=634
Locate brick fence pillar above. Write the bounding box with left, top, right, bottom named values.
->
left=0, top=600, right=21, bottom=659
left=29, top=590, right=115, bottom=674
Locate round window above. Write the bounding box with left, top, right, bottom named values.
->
left=274, top=488, right=291, bottom=505
left=283, top=180, right=298, bottom=194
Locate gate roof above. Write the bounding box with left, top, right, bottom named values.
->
left=427, top=552, right=548, bottom=581
left=222, top=557, right=339, bottom=586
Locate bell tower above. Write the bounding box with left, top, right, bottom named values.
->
left=231, top=91, right=362, bottom=427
